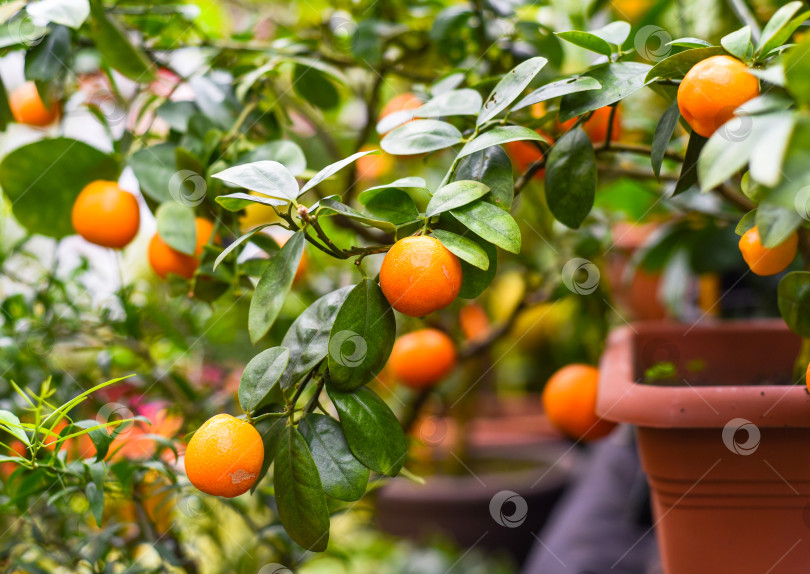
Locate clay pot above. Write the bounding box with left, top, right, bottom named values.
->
left=597, top=320, right=810, bottom=574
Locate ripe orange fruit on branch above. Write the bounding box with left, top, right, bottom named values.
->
left=380, top=235, right=462, bottom=317
left=542, top=364, right=616, bottom=441
left=559, top=105, right=622, bottom=144
left=677, top=55, right=759, bottom=138
left=184, top=414, right=264, bottom=498
left=72, top=181, right=140, bottom=248
left=149, top=217, right=217, bottom=279
left=459, top=302, right=491, bottom=342
left=738, top=226, right=797, bottom=276
left=388, top=328, right=457, bottom=389
left=9, top=81, right=59, bottom=126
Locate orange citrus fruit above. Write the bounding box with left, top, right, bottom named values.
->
left=505, top=130, right=553, bottom=179
left=380, top=93, right=423, bottom=121
left=738, top=226, right=797, bottom=276
left=677, top=55, right=759, bottom=138
left=9, top=81, right=59, bottom=126
left=806, top=362, right=810, bottom=393
left=72, top=181, right=140, bottom=248
left=356, top=145, right=394, bottom=181
left=149, top=217, right=217, bottom=280
left=459, top=302, right=491, bottom=342
left=184, top=413, right=264, bottom=498
left=380, top=235, right=462, bottom=317
left=388, top=328, right=457, bottom=389
left=559, top=105, right=622, bottom=143
left=542, top=364, right=616, bottom=441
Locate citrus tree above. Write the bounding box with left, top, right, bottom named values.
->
left=1, top=0, right=809, bottom=567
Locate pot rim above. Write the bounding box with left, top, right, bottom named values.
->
left=596, top=319, right=810, bottom=428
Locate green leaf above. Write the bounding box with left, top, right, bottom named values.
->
left=644, top=47, right=726, bottom=83
left=757, top=2, right=808, bottom=57
left=720, top=26, right=752, bottom=60
left=376, top=89, right=482, bottom=134
left=293, top=65, right=339, bottom=110
left=317, top=199, right=397, bottom=234
left=477, top=57, right=547, bottom=125
left=24, top=24, right=70, bottom=82
left=0, top=411, right=28, bottom=446
left=591, top=21, right=632, bottom=45
left=555, top=31, right=612, bottom=57
left=430, top=229, right=489, bottom=270
left=239, top=347, right=290, bottom=414
left=450, top=199, right=521, bottom=253
left=0, top=138, right=118, bottom=238
left=215, top=192, right=288, bottom=212
left=300, top=149, right=376, bottom=195
left=512, top=77, right=602, bottom=112
left=784, top=36, right=810, bottom=105
left=778, top=272, right=810, bottom=337
left=299, top=414, right=370, bottom=502
left=248, top=231, right=305, bottom=344
left=735, top=210, right=757, bottom=236
left=440, top=216, right=497, bottom=298
left=667, top=37, right=713, bottom=48
left=89, top=0, right=154, bottom=82
left=27, top=0, right=90, bottom=28
left=70, top=419, right=109, bottom=461
left=242, top=140, right=307, bottom=176
left=250, top=414, right=286, bottom=494
left=560, top=62, right=651, bottom=122
left=328, top=279, right=395, bottom=392
left=674, top=132, right=707, bottom=195
left=651, top=100, right=680, bottom=179
left=755, top=202, right=802, bottom=248
left=545, top=127, right=596, bottom=229
left=0, top=75, right=13, bottom=130
left=457, top=126, right=547, bottom=159
left=361, top=188, right=419, bottom=225
left=128, top=144, right=177, bottom=202
left=426, top=180, right=490, bottom=217
left=279, top=286, right=354, bottom=390
left=326, top=386, right=407, bottom=476
left=381, top=120, right=463, bottom=155
left=274, top=426, right=330, bottom=551
left=455, top=146, right=514, bottom=210
left=85, top=482, right=104, bottom=526
left=155, top=202, right=196, bottom=255
left=359, top=177, right=427, bottom=197
left=212, top=161, right=299, bottom=201
left=749, top=113, right=796, bottom=187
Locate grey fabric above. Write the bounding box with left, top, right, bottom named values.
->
left=522, top=425, right=660, bottom=574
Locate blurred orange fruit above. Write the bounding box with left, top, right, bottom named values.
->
left=72, top=181, right=140, bottom=248
left=542, top=364, right=616, bottom=441
left=149, top=217, right=217, bottom=280
left=10, top=81, right=59, bottom=126
left=388, top=328, right=457, bottom=389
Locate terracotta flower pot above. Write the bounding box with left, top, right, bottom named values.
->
left=597, top=320, right=810, bottom=574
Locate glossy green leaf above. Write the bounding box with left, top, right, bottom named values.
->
left=362, top=188, right=419, bottom=225
left=755, top=202, right=802, bottom=248
left=591, top=21, right=632, bottom=45
left=0, top=411, right=28, bottom=446
left=477, top=57, right=548, bottom=125
left=85, top=482, right=104, bottom=526
left=377, top=89, right=482, bottom=133
left=89, top=0, right=154, bottom=82
left=27, top=0, right=89, bottom=28
left=674, top=132, right=707, bottom=195
left=242, top=140, right=307, bottom=176
left=651, top=100, right=680, bottom=179
left=239, top=347, right=290, bottom=413
left=778, top=272, right=810, bottom=337
left=24, top=24, right=70, bottom=82
left=155, top=202, right=196, bottom=255
left=300, top=149, right=376, bottom=195
left=212, top=161, right=299, bottom=201
left=317, top=199, right=397, bottom=233
left=667, top=37, right=712, bottom=48
left=299, top=414, right=369, bottom=502
left=512, top=77, right=602, bottom=112
left=545, top=127, right=596, bottom=229
left=560, top=62, right=651, bottom=122
left=426, top=180, right=490, bottom=217
left=327, top=386, right=407, bottom=476
left=279, top=286, right=353, bottom=390
left=735, top=210, right=757, bottom=236
left=750, top=113, right=796, bottom=187
left=248, top=231, right=305, bottom=344
left=215, top=192, right=288, bottom=212
left=70, top=419, right=109, bottom=461
left=720, top=26, right=752, bottom=60
left=555, top=31, right=612, bottom=57
left=274, top=426, right=330, bottom=551
left=457, top=126, right=547, bottom=159
left=128, top=143, right=177, bottom=202
left=454, top=146, right=514, bottom=210
left=293, top=65, right=339, bottom=110
left=785, top=36, right=810, bottom=105
left=644, top=47, right=725, bottom=83
left=757, top=2, right=808, bottom=57
left=328, top=279, right=396, bottom=392
left=431, top=229, right=489, bottom=270
left=0, top=138, right=118, bottom=238
left=450, top=199, right=521, bottom=253
left=381, top=120, right=463, bottom=155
